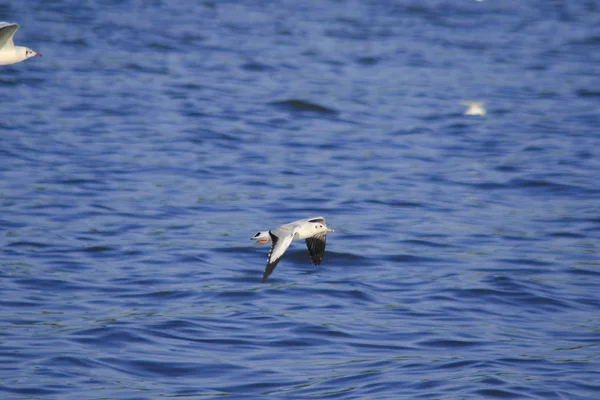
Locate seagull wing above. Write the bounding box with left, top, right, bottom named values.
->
left=305, top=232, right=327, bottom=266
left=0, top=23, right=19, bottom=50
left=261, top=230, right=295, bottom=283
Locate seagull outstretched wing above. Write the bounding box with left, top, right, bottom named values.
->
left=262, top=230, right=295, bottom=283
left=305, top=232, right=327, bottom=266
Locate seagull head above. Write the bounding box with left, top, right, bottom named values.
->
left=250, top=231, right=271, bottom=245
left=314, top=222, right=334, bottom=233
left=306, top=217, right=334, bottom=234
left=22, top=47, right=41, bottom=60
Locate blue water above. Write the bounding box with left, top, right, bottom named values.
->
left=1, top=1, right=600, bottom=399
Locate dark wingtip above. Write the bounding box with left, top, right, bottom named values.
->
left=261, top=260, right=277, bottom=283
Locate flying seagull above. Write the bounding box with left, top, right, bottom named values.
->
left=0, top=22, right=41, bottom=65
left=251, top=217, right=334, bottom=282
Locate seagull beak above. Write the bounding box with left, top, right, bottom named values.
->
left=35, top=53, right=42, bottom=57
left=327, top=227, right=334, bottom=232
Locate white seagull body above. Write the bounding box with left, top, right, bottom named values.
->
left=0, top=22, right=41, bottom=65
left=460, top=101, right=486, bottom=116
left=251, top=217, right=334, bottom=283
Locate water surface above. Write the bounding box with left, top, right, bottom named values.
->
left=1, top=1, right=599, bottom=399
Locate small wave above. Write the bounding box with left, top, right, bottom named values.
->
left=472, top=388, right=523, bottom=398
left=418, top=339, right=485, bottom=348
left=366, top=199, right=424, bottom=208
left=575, top=88, right=600, bottom=98
left=383, top=254, right=446, bottom=263
left=270, top=99, right=338, bottom=115
left=240, top=61, right=276, bottom=72
left=70, top=327, right=155, bottom=347
left=402, top=239, right=452, bottom=248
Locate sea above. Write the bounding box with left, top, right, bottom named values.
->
left=1, top=0, right=599, bottom=399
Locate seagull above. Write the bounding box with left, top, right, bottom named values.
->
left=0, top=22, right=41, bottom=65
left=460, top=101, right=486, bottom=116
left=251, top=217, right=334, bottom=283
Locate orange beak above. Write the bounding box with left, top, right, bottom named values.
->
left=35, top=53, right=42, bottom=57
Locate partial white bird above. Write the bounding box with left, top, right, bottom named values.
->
left=0, top=22, right=41, bottom=65
left=252, top=217, right=334, bottom=283
left=460, top=101, right=486, bottom=116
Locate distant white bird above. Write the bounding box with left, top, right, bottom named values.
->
left=251, top=217, right=334, bottom=283
left=0, top=22, right=41, bottom=65
left=460, top=101, right=486, bottom=116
